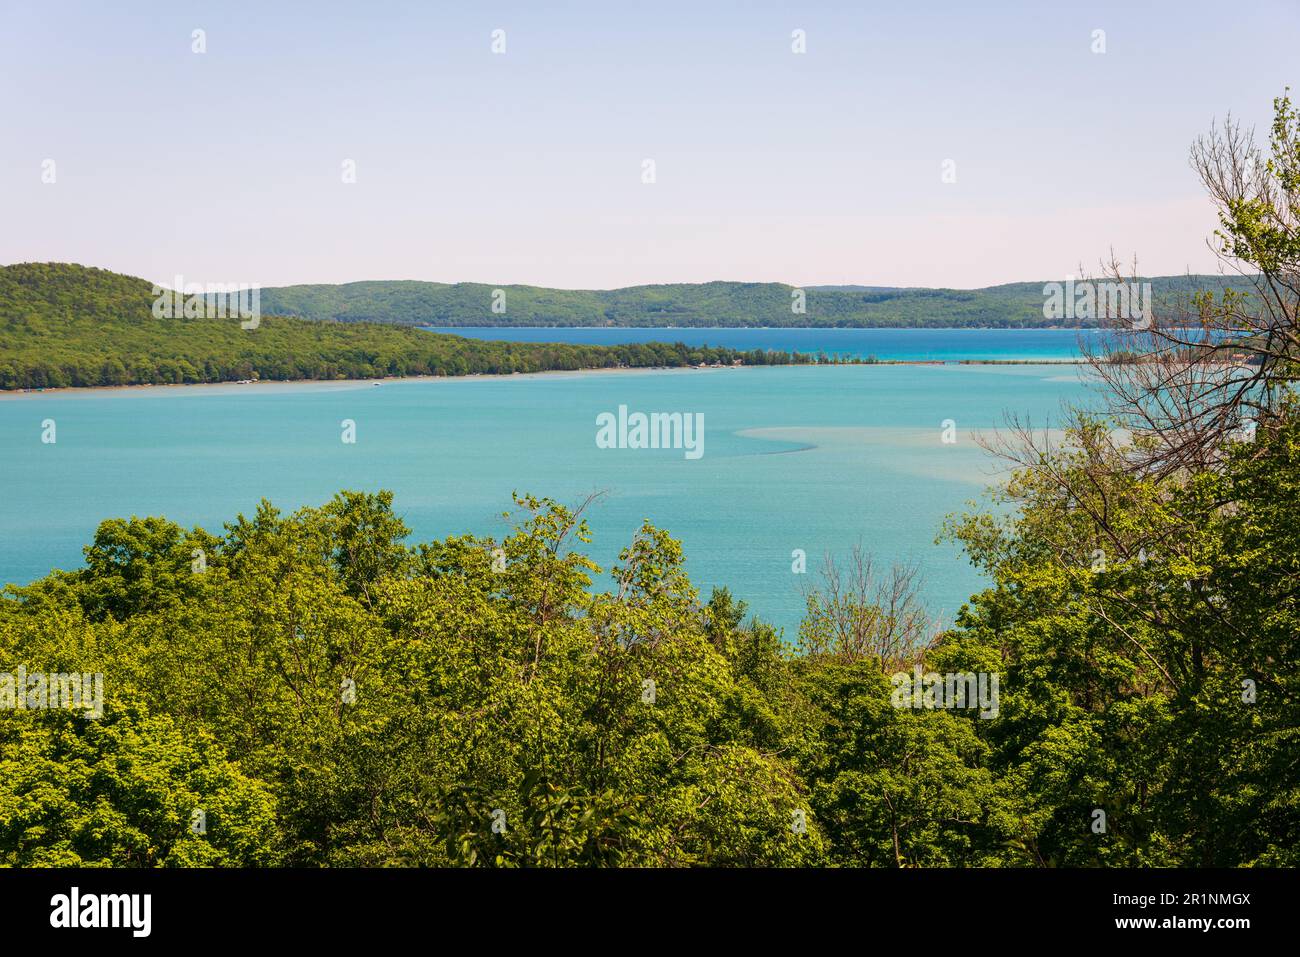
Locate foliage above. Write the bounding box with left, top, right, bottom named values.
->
left=0, top=263, right=812, bottom=391
left=0, top=695, right=279, bottom=866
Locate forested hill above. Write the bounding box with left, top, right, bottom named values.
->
left=258, top=274, right=1242, bottom=328
left=0, top=263, right=807, bottom=390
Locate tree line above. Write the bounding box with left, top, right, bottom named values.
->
left=257, top=275, right=1243, bottom=329
left=0, top=263, right=813, bottom=391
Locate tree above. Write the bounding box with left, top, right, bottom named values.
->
left=0, top=695, right=280, bottom=866
left=1084, top=91, right=1300, bottom=478
left=796, top=544, right=932, bottom=669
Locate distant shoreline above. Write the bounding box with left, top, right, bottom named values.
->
left=0, top=358, right=1090, bottom=398
left=0, top=365, right=677, bottom=398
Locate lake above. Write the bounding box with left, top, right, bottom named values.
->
left=0, top=331, right=1098, bottom=636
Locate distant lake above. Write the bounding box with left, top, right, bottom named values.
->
left=425, top=326, right=1107, bottom=361
left=0, top=358, right=1097, bottom=636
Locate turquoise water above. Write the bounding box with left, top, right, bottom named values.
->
left=425, top=326, right=1106, bottom=361
left=0, top=360, right=1093, bottom=636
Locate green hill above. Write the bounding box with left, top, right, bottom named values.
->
left=259, top=274, right=1243, bottom=328
left=0, top=263, right=804, bottom=390
left=0, top=262, right=1249, bottom=390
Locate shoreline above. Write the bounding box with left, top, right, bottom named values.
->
left=0, top=365, right=693, bottom=399
left=0, top=359, right=1092, bottom=398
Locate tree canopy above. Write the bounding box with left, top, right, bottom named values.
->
left=0, top=263, right=811, bottom=391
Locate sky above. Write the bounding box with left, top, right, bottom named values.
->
left=1, top=0, right=1296, bottom=289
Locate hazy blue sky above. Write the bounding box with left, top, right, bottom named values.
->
left=2, top=0, right=1295, bottom=288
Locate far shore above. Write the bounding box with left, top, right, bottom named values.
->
left=0, top=357, right=1091, bottom=399
left=0, top=364, right=684, bottom=399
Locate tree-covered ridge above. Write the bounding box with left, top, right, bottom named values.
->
left=257, top=274, right=1245, bottom=328
left=2, top=402, right=1296, bottom=866
left=0, top=263, right=812, bottom=391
